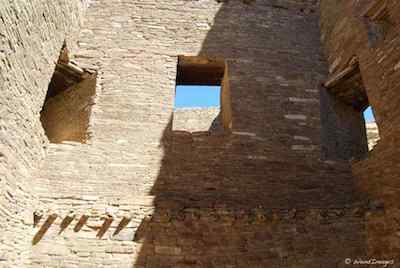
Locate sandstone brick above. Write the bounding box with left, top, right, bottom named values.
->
left=2, top=0, right=398, bottom=267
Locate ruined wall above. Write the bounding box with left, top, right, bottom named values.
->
left=172, top=108, right=221, bottom=132
left=0, top=1, right=87, bottom=266
left=27, top=1, right=371, bottom=267
left=320, top=88, right=369, bottom=160
left=320, top=0, right=400, bottom=259
left=366, top=122, right=380, bottom=150
left=40, top=71, right=96, bottom=143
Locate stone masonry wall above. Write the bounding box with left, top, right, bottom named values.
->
left=172, top=108, right=221, bottom=132
left=366, top=122, right=380, bottom=150
left=28, top=1, right=371, bottom=267
left=0, top=1, right=87, bottom=266
left=320, top=0, right=400, bottom=259
left=40, top=72, right=97, bottom=143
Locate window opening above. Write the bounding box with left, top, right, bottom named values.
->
left=172, top=56, right=231, bottom=132
left=40, top=43, right=96, bottom=143
left=321, top=59, right=378, bottom=160
left=363, top=106, right=380, bottom=150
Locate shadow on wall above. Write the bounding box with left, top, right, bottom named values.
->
left=40, top=44, right=97, bottom=144
left=133, top=1, right=367, bottom=267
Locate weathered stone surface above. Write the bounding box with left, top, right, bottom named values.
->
left=320, top=0, right=400, bottom=259
left=28, top=1, right=367, bottom=266
left=40, top=68, right=97, bottom=144
left=0, top=0, right=87, bottom=266
left=366, top=122, right=380, bottom=150
left=173, top=107, right=221, bottom=132
left=1, top=0, right=399, bottom=267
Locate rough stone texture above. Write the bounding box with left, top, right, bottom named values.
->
left=320, top=0, right=400, bottom=259
left=320, top=88, right=369, bottom=160
left=0, top=1, right=87, bottom=266
left=40, top=71, right=97, bottom=143
left=29, top=1, right=369, bottom=267
left=173, top=108, right=221, bottom=132
left=366, top=122, right=380, bottom=150
left=1, top=0, right=398, bottom=267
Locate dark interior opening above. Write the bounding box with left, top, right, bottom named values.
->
left=176, top=56, right=225, bottom=86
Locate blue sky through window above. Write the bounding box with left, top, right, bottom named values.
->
left=175, top=85, right=220, bottom=108
left=363, top=106, right=375, bottom=122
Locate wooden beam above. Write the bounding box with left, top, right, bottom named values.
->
left=323, top=61, right=359, bottom=89
left=363, top=0, right=388, bottom=21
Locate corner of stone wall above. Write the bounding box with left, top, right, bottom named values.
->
left=0, top=1, right=88, bottom=266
